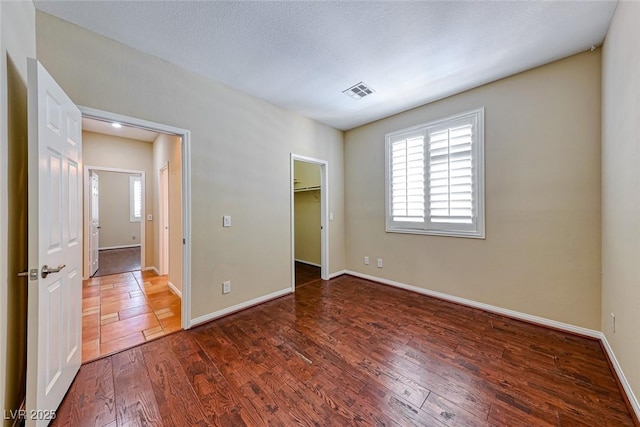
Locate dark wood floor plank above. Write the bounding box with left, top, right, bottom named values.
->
left=111, top=347, right=164, bottom=426
left=488, top=399, right=557, bottom=427
left=166, top=332, right=250, bottom=426
left=304, top=368, right=396, bottom=426
left=55, top=275, right=636, bottom=426
left=275, top=303, right=426, bottom=405
left=266, top=320, right=370, bottom=395
left=68, top=358, right=116, bottom=427
left=225, top=359, right=297, bottom=426
left=330, top=326, right=432, bottom=408
left=50, top=378, right=76, bottom=426
left=140, top=339, right=210, bottom=426
left=295, top=261, right=321, bottom=286
left=421, top=392, right=488, bottom=426
left=357, top=382, right=447, bottom=427
left=195, top=324, right=299, bottom=426
left=259, top=365, right=349, bottom=426
left=231, top=313, right=323, bottom=384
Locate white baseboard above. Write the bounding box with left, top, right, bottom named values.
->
left=599, top=334, right=640, bottom=420
left=143, top=266, right=159, bottom=275
left=99, top=244, right=141, bottom=250
left=168, top=281, right=182, bottom=299
left=345, top=270, right=601, bottom=338
left=295, top=259, right=321, bottom=268
left=345, top=270, right=639, bottom=421
left=189, top=288, right=292, bottom=328
left=329, top=270, right=346, bottom=279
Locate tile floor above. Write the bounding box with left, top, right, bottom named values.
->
left=81, top=270, right=182, bottom=363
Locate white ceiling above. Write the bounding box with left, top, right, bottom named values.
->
left=35, top=1, right=617, bottom=131
left=82, top=117, right=159, bottom=142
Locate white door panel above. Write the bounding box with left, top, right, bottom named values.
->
left=26, top=59, right=82, bottom=426
left=89, top=170, right=99, bottom=276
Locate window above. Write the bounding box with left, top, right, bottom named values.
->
left=129, top=175, right=142, bottom=222
left=385, top=108, right=485, bottom=238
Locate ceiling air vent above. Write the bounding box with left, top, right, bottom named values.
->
left=342, top=82, right=375, bottom=100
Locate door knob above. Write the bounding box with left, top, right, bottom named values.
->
left=41, top=264, right=65, bottom=278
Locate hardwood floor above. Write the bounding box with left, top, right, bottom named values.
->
left=59, top=275, right=636, bottom=426
left=82, top=270, right=182, bottom=362
left=295, top=261, right=321, bottom=287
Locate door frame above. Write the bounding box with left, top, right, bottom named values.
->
left=83, top=166, right=146, bottom=277
left=290, top=153, right=329, bottom=290
left=158, top=163, right=169, bottom=276
left=79, top=106, right=192, bottom=330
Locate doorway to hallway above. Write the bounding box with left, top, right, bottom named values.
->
left=79, top=109, right=191, bottom=361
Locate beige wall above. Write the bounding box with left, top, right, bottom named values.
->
left=97, top=171, right=142, bottom=249
left=153, top=133, right=182, bottom=292
left=345, top=51, right=602, bottom=329
left=294, top=160, right=321, bottom=190
left=1, top=1, right=35, bottom=423
left=83, top=131, right=155, bottom=267
left=602, top=1, right=640, bottom=408
left=294, top=191, right=321, bottom=265
left=36, top=11, right=345, bottom=320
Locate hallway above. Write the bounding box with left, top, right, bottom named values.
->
left=93, top=247, right=141, bottom=277
left=82, top=270, right=181, bottom=362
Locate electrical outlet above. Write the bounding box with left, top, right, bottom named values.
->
left=223, top=281, right=231, bottom=294
left=223, top=215, right=231, bottom=227
left=364, top=256, right=369, bottom=265
left=377, top=258, right=383, bottom=268
left=610, top=313, right=616, bottom=333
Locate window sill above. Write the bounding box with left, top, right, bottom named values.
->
left=385, top=226, right=485, bottom=239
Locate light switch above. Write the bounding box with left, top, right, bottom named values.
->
left=223, top=215, right=231, bottom=227
left=147, top=214, right=153, bottom=221
left=329, top=212, right=334, bottom=221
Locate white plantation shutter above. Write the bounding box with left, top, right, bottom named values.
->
left=386, top=108, right=484, bottom=238
left=391, top=134, right=425, bottom=223
left=130, top=175, right=142, bottom=222
left=428, top=119, right=474, bottom=225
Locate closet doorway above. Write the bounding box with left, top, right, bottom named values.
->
left=290, top=154, right=329, bottom=289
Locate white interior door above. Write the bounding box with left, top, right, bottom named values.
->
left=26, top=59, right=82, bottom=426
left=89, top=170, right=99, bottom=276
left=159, top=165, right=169, bottom=275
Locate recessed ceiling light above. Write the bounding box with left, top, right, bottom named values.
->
left=342, top=82, right=375, bottom=100
left=111, top=122, right=122, bottom=128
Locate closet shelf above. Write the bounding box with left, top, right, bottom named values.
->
left=294, top=186, right=321, bottom=192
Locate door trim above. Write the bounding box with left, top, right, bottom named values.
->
left=83, top=166, right=146, bottom=278
left=158, top=163, right=169, bottom=276
left=79, top=106, right=192, bottom=330
left=290, top=154, right=329, bottom=291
